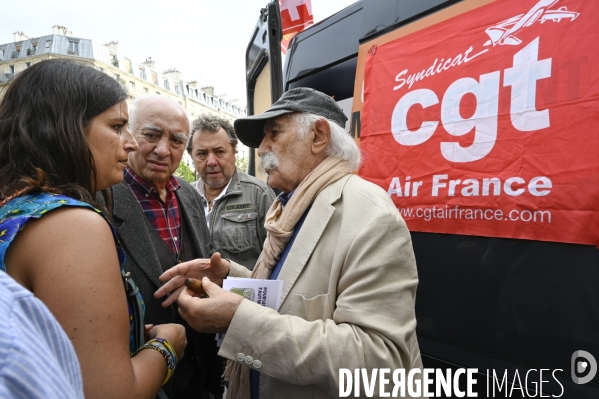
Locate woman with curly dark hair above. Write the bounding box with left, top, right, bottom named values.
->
left=0, top=59, right=186, bottom=399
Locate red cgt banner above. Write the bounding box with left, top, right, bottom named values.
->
left=280, top=0, right=314, bottom=54
left=361, top=0, right=599, bottom=245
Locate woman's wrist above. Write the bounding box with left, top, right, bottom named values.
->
left=133, top=337, right=177, bottom=385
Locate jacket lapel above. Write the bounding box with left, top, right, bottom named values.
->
left=276, top=175, right=350, bottom=306
left=112, top=182, right=164, bottom=289
left=175, top=180, right=210, bottom=258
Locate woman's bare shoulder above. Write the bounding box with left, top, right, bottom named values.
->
left=5, top=206, right=119, bottom=289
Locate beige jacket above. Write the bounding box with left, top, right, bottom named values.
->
left=219, top=175, right=423, bottom=399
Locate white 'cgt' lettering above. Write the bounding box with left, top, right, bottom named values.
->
left=391, top=37, right=551, bottom=163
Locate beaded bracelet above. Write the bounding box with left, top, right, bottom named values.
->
left=152, top=337, right=177, bottom=364
left=134, top=338, right=177, bottom=386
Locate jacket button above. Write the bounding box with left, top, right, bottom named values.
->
left=253, top=360, right=262, bottom=369
left=236, top=353, right=245, bottom=362
left=244, top=356, right=254, bottom=364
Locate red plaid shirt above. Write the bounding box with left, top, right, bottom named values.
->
left=124, top=168, right=182, bottom=254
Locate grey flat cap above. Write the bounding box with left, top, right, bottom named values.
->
left=234, top=87, right=348, bottom=148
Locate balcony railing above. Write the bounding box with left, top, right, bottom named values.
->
left=11, top=51, right=18, bottom=59
left=67, top=49, right=79, bottom=56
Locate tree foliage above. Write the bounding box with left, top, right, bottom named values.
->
left=174, top=162, right=196, bottom=183
left=236, top=156, right=249, bottom=174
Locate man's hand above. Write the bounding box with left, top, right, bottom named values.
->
left=177, top=277, right=243, bottom=333
left=154, top=252, right=230, bottom=307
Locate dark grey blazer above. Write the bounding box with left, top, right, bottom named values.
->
left=107, top=177, right=221, bottom=397
left=109, top=178, right=211, bottom=324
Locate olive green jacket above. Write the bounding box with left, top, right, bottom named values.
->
left=191, top=169, right=276, bottom=270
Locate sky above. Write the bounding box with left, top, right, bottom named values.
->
left=2, top=0, right=357, bottom=107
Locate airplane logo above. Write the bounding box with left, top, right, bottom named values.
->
left=484, top=0, right=579, bottom=46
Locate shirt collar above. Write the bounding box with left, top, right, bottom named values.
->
left=278, top=190, right=294, bottom=206
left=195, top=178, right=232, bottom=203
left=124, top=168, right=181, bottom=195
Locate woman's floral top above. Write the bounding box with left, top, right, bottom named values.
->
left=0, top=193, right=143, bottom=353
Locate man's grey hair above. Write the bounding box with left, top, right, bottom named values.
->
left=187, top=114, right=238, bottom=154
left=293, top=112, right=361, bottom=171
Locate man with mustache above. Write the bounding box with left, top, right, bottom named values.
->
left=107, top=96, right=223, bottom=399
left=187, top=115, right=275, bottom=270
left=157, top=88, right=424, bottom=398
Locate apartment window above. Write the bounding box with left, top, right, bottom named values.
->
left=163, top=79, right=170, bottom=90
left=143, top=87, right=148, bottom=94
left=68, top=41, right=79, bottom=55
left=139, top=67, right=146, bottom=80
left=129, top=81, right=135, bottom=89
left=151, top=71, right=158, bottom=85
left=45, top=40, right=52, bottom=51
left=124, top=58, right=132, bottom=74
left=9, top=65, right=15, bottom=77
left=174, top=83, right=180, bottom=95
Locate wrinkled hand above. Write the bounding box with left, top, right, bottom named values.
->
left=177, top=277, right=243, bottom=333
left=154, top=252, right=230, bottom=308
left=148, top=323, right=187, bottom=361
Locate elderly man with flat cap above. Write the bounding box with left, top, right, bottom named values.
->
left=156, top=88, right=424, bottom=399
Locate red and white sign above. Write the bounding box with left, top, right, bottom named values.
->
left=280, top=0, right=314, bottom=54
left=360, top=0, right=599, bottom=245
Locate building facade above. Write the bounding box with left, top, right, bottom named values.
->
left=0, top=26, right=249, bottom=173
